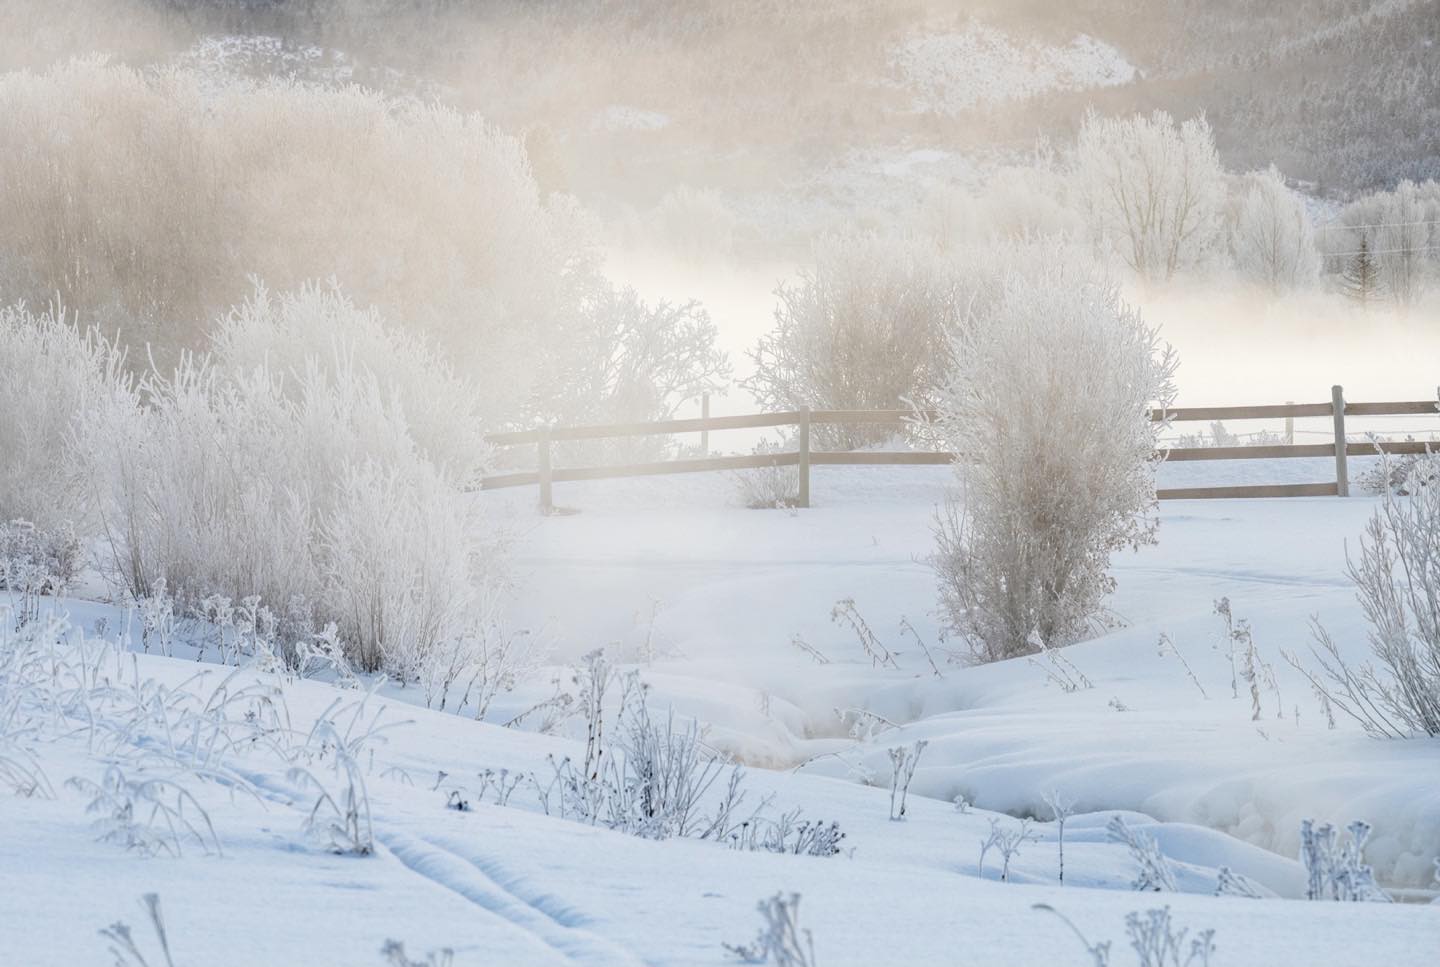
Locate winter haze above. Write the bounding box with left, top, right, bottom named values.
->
left=0, top=3, right=1437, bottom=966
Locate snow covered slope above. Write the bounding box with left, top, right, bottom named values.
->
left=3, top=465, right=1438, bottom=966
left=488, top=465, right=1440, bottom=890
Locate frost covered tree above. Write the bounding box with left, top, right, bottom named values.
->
left=1373, top=180, right=1436, bottom=307
left=931, top=247, right=1177, bottom=663
left=1341, top=235, right=1380, bottom=307
left=743, top=234, right=964, bottom=448
left=1072, top=111, right=1226, bottom=282
left=532, top=286, right=730, bottom=461
left=1230, top=166, right=1320, bottom=292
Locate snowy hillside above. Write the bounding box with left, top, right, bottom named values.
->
left=4, top=468, right=1438, bottom=966
left=892, top=23, right=1136, bottom=116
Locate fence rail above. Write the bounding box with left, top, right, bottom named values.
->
left=481, top=386, right=1438, bottom=512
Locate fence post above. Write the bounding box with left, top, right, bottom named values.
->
left=538, top=427, right=553, bottom=514
left=1331, top=385, right=1349, bottom=497
left=1284, top=402, right=1294, bottom=445
left=700, top=392, right=710, bottom=457
left=798, top=406, right=811, bottom=509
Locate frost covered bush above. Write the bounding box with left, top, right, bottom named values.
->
left=1, top=520, right=81, bottom=626
left=743, top=234, right=964, bottom=448
left=0, top=60, right=588, bottom=357
left=931, top=249, right=1177, bottom=663
left=886, top=740, right=926, bottom=821
left=77, top=285, right=496, bottom=676
left=68, top=764, right=221, bottom=858
left=543, top=670, right=743, bottom=841
left=1107, top=816, right=1177, bottom=892
left=730, top=441, right=800, bottom=510
left=536, top=652, right=842, bottom=854
left=1355, top=449, right=1439, bottom=497
left=211, top=283, right=492, bottom=487
left=0, top=60, right=729, bottom=432
left=1229, top=166, right=1320, bottom=293
left=1034, top=903, right=1215, bottom=967
left=1300, top=819, right=1390, bottom=902
left=1294, top=469, right=1440, bottom=737
left=1072, top=111, right=1226, bottom=282
left=0, top=301, right=133, bottom=546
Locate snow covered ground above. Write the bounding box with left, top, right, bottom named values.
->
left=3, top=464, right=1438, bottom=965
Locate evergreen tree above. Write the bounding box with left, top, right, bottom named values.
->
left=1342, top=233, right=1380, bottom=307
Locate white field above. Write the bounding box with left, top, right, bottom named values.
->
left=3, top=463, right=1438, bottom=966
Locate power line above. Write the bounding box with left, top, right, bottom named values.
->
left=1317, top=219, right=1440, bottom=232
left=1322, top=243, right=1440, bottom=257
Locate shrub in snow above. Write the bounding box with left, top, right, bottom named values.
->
left=743, top=234, right=964, bottom=448
left=724, top=892, right=816, bottom=967
left=886, top=739, right=927, bottom=821
left=731, top=441, right=801, bottom=510
left=0, top=60, right=595, bottom=415
left=1107, top=816, right=1177, bottom=892
left=1124, top=908, right=1216, bottom=967
left=1214, top=599, right=1280, bottom=721
left=0, top=625, right=53, bottom=796
left=1071, top=110, right=1226, bottom=282
left=77, top=286, right=500, bottom=678
left=419, top=608, right=533, bottom=720
left=285, top=695, right=403, bottom=857
left=1214, top=866, right=1269, bottom=899
left=1034, top=902, right=1216, bottom=967
left=727, top=813, right=846, bottom=857
left=996, top=818, right=1040, bottom=883
left=1229, top=166, right=1320, bottom=293
left=931, top=249, right=1177, bottom=663
left=67, top=765, right=222, bottom=858
left=210, top=283, right=492, bottom=488
left=1045, top=789, right=1078, bottom=886
left=0, top=300, right=132, bottom=557
left=1356, top=449, right=1439, bottom=497
left=543, top=671, right=748, bottom=841
left=1291, top=471, right=1440, bottom=737
left=1299, top=819, right=1390, bottom=902
left=830, top=599, right=899, bottom=669
left=978, top=817, right=1003, bottom=878
left=537, top=650, right=843, bottom=853
left=1, top=519, right=78, bottom=629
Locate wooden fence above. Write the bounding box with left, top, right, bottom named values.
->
left=480, top=386, right=1439, bottom=511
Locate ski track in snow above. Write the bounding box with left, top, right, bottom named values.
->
left=378, top=829, right=650, bottom=967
